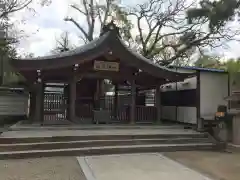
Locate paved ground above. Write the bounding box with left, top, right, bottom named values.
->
left=164, top=151, right=240, bottom=180
left=0, top=128, right=200, bottom=138
left=1, top=152, right=239, bottom=180
left=0, top=157, right=86, bottom=180
left=78, top=153, right=212, bottom=180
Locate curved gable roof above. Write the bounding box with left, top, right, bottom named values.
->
left=11, top=32, right=111, bottom=70
left=11, top=28, right=194, bottom=81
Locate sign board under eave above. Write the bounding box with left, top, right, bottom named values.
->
left=93, top=60, right=119, bottom=72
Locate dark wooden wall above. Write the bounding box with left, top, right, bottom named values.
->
left=161, top=89, right=197, bottom=107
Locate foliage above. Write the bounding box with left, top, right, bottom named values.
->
left=222, top=58, right=240, bottom=72
left=0, top=0, right=51, bottom=85
left=194, top=54, right=221, bottom=68
left=186, top=0, right=240, bottom=32
left=63, top=0, right=240, bottom=67
left=125, top=0, right=239, bottom=66
left=193, top=55, right=240, bottom=74
left=0, top=37, right=21, bottom=85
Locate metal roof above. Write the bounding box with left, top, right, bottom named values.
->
left=169, top=66, right=227, bottom=73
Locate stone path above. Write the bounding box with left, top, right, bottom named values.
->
left=164, top=151, right=240, bottom=180
left=77, top=153, right=212, bottom=180
left=0, top=157, right=86, bottom=180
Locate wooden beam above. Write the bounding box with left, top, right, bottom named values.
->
left=82, top=71, right=133, bottom=81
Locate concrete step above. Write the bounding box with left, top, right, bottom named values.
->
left=0, top=133, right=208, bottom=144
left=9, top=124, right=185, bottom=131
left=0, top=137, right=213, bottom=152
left=0, top=143, right=217, bottom=160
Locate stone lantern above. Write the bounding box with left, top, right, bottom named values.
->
left=224, top=94, right=240, bottom=145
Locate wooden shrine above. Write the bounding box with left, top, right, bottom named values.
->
left=10, top=21, right=193, bottom=125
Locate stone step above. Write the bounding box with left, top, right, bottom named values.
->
left=0, top=137, right=212, bottom=152
left=0, top=143, right=217, bottom=160
left=9, top=124, right=185, bottom=131
left=0, top=133, right=208, bottom=144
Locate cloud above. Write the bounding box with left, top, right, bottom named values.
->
left=10, top=0, right=240, bottom=59
left=12, top=0, right=83, bottom=56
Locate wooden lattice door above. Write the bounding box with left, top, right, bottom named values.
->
left=43, top=92, right=68, bottom=123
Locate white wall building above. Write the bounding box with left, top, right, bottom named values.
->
left=161, top=66, right=229, bottom=125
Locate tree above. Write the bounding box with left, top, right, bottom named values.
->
left=222, top=58, right=240, bottom=72
left=186, top=0, right=240, bottom=32
left=0, top=0, right=51, bottom=85
left=126, top=0, right=238, bottom=66
left=64, top=0, right=239, bottom=68
left=64, top=0, right=132, bottom=43
left=194, top=54, right=221, bottom=68
left=51, top=32, right=75, bottom=54
left=64, top=0, right=132, bottom=93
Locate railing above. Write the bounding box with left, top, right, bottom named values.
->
left=75, top=103, right=93, bottom=120
left=136, top=106, right=157, bottom=123
left=73, top=96, right=158, bottom=123
left=114, top=105, right=130, bottom=123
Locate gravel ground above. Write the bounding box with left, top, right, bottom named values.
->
left=0, top=157, right=86, bottom=180
left=163, top=151, right=240, bottom=180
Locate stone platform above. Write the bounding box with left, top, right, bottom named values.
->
left=1, top=126, right=201, bottom=138
left=0, top=125, right=220, bottom=160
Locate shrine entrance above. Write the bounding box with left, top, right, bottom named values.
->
left=11, top=21, right=194, bottom=125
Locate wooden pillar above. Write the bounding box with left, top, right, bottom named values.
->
left=41, top=83, right=45, bottom=122
left=196, top=71, right=203, bottom=131
left=94, top=79, right=101, bottom=110
left=135, top=88, right=139, bottom=105
left=69, top=76, right=77, bottom=122
left=29, top=91, right=36, bottom=122
left=155, top=85, right=161, bottom=124
left=114, top=84, right=118, bottom=119
left=64, top=85, right=70, bottom=120
left=34, top=82, right=44, bottom=123
left=130, top=79, right=136, bottom=124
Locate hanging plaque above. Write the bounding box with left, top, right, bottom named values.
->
left=93, top=60, right=119, bottom=72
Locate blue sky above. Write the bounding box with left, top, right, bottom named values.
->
left=11, top=0, right=240, bottom=59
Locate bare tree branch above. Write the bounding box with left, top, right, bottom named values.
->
left=70, top=4, right=87, bottom=15
left=0, top=0, right=33, bottom=18
left=82, top=0, right=91, bottom=28
left=65, top=0, right=131, bottom=43
left=64, top=17, right=91, bottom=41
left=88, top=0, right=95, bottom=40
left=126, top=0, right=238, bottom=66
